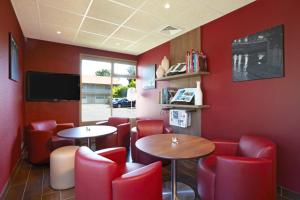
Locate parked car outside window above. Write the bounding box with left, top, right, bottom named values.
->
left=112, top=98, right=136, bottom=108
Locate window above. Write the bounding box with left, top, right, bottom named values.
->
left=80, top=56, right=136, bottom=123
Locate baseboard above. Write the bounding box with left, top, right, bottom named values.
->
left=277, top=185, right=300, bottom=200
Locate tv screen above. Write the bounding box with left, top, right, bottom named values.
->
left=26, top=71, right=80, bottom=101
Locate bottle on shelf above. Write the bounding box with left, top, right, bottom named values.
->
left=194, top=80, right=203, bottom=106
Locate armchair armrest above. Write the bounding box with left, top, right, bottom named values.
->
left=95, top=147, right=126, bottom=165
left=164, top=126, right=173, bottom=133
left=28, top=129, right=53, bottom=143
left=56, top=123, right=74, bottom=133
left=112, top=162, right=162, bottom=200
left=212, top=140, right=238, bottom=156
left=215, top=156, right=273, bottom=200
left=27, top=130, right=53, bottom=163
left=96, top=120, right=108, bottom=125
left=116, top=122, right=130, bottom=148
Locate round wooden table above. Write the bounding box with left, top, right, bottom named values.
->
left=57, top=125, right=117, bottom=149
left=136, top=134, right=215, bottom=200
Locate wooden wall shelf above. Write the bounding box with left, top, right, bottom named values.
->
left=160, top=104, right=210, bottom=110
left=155, top=71, right=209, bottom=81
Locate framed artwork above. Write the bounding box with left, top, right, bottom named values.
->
left=232, top=25, right=284, bottom=81
left=141, top=64, right=156, bottom=90
left=9, top=33, right=19, bottom=82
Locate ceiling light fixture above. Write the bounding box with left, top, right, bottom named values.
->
left=56, top=31, right=62, bottom=34
left=164, top=2, right=170, bottom=9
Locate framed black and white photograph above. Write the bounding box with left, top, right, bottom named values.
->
left=232, top=25, right=284, bottom=82
left=9, top=33, right=19, bottom=82
left=141, top=64, right=156, bottom=90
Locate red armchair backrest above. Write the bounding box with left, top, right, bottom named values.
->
left=108, top=117, right=129, bottom=127
left=238, top=135, right=276, bottom=160
left=29, top=120, right=57, bottom=131
left=75, top=147, right=119, bottom=200
left=136, top=120, right=164, bottom=138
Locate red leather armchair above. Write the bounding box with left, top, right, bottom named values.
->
left=197, top=135, right=277, bottom=200
left=27, top=120, right=75, bottom=164
left=95, top=117, right=130, bottom=150
left=75, top=146, right=162, bottom=200
left=131, top=119, right=172, bottom=165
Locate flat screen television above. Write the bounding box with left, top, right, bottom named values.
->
left=26, top=71, right=80, bottom=101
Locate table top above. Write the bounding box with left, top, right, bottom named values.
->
left=57, top=125, right=117, bottom=139
left=135, top=134, right=215, bottom=160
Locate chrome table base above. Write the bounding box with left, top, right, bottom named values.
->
left=163, top=181, right=195, bottom=200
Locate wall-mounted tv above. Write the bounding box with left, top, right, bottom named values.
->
left=26, top=71, right=80, bottom=101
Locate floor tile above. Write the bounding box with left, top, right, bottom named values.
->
left=42, top=192, right=60, bottom=200
left=60, top=188, right=74, bottom=200
left=3, top=184, right=25, bottom=200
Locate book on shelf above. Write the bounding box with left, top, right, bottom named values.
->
left=160, top=87, right=179, bottom=104
left=186, top=49, right=202, bottom=73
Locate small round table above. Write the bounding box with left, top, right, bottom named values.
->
left=136, top=134, right=215, bottom=200
left=57, top=125, right=117, bottom=148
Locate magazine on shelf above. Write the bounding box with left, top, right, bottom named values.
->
left=170, top=88, right=195, bottom=104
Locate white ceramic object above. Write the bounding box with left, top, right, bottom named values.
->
left=161, top=56, right=169, bottom=73
left=194, top=80, right=203, bottom=105
left=156, top=65, right=165, bottom=78
left=50, top=146, right=79, bottom=190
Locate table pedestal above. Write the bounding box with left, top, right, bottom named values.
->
left=87, top=138, right=91, bottom=149
left=163, top=160, right=195, bottom=200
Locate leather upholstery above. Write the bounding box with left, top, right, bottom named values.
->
left=75, top=147, right=162, bottom=200
left=95, top=117, right=130, bottom=150
left=197, top=135, right=277, bottom=200
left=131, top=120, right=172, bottom=165
left=27, top=120, right=74, bottom=164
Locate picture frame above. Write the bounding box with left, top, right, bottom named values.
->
left=232, top=25, right=284, bottom=82
left=9, top=32, right=19, bottom=82
left=141, top=64, right=156, bottom=90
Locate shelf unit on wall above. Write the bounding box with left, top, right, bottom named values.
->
left=160, top=104, right=210, bottom=113
left=156, top=71, right=210, bottom=109
left=155, top=71, right=210, bottom=81
left=156, top=27, right=209, bottom=135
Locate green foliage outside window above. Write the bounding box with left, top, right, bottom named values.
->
left=112, top=79, right=136, bottom=98
left=95, top=69, right=111, bottom=76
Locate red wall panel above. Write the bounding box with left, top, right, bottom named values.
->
left=24, top=39, right=137, bottom=126
left=0, top=0, right=24, bottom=193
left=136, top=42, right=170, bottom=123
left=201, top=0, right=300, bottom=192
left=137, top=0, right=300, bottom=193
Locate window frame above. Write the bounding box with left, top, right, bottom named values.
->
left=80, top=54, right=137, bottom=125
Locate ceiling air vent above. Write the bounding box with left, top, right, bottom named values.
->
left=160, top=26, right=182, bottom=36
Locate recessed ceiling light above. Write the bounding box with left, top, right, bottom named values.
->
left=56, top=31, right=62, bottom=34
left=164, top=2, right=170, bottom=9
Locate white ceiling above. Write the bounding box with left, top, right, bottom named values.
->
left=11, top=0, right=255, bottom=55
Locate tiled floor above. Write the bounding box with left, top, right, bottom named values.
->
left=2, top=152, right=299, bottom=200
left=1, top=158, right=74, bottom=200
left=1, top=152, right=200, bottom=200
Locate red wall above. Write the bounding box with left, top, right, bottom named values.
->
left=0, top=0, right=24, bottom=194
left=24, top=39, right=137, bottom=126
left=137, top=0, right=300, bottom=193
left=136, top=42, right=170, bottom=122
left=201, top=0, right=300, bottom=192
